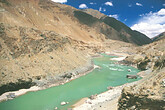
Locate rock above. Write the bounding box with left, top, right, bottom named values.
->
left=88, top=101, right=92, bottom=104
left=127, top=69, right=131, bottom=72
left=126, top=96, right=130, bottom=99
left=147, top=89, right=150, bottom=93
left=50, top=56, right=53, bottom=59
left=72, top=72, right=76, bottom=76
left=126, top=74, right=137, bottom=79
left=150, top=92, right=155, bottom=95
left=107, top=86, right=113, bottom=90
left=123, top=104, right=127, bottom=107
left=54, top=107, right=58, bottom=109
left=162, top=79, right=165, bottom=87
left=130, top=105, right=136, bottom=110
left=6, top=93, right=16, bottom=99
left=90, top=94, right=97, bottom=100
left=61, top=101, right=67, bottom=105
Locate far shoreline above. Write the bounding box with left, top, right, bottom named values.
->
left=0, top=61, right=95, bottom=103
left=0, top=53, right=103, bottom=102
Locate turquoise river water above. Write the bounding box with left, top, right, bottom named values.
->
left=0, top=54, right=141, bottom=110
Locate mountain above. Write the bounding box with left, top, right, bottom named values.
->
left=83, top=9, right=152, bottom=45
left=82, top=8, right=106, bottom=19
left=0, top=0, right=151, bottom=94
left=152, top=32, right=165, bottom=41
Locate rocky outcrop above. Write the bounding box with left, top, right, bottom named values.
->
left=120, top=39, right=165, bottom=70
left=118, top=39, right=165, bottom=110
left=118, top=68, right=165, bottom=110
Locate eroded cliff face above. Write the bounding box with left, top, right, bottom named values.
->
left=118, top=39, right=165, bottom=110
left=121, top=39, right=165, bottom=70
left=118, top=68, right=165, bottom=110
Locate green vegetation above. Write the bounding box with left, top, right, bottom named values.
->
left=101, top=17, right=152, bottom=45
left=0, top=0, right=10, bottom=5
left=0, top=79, right=35, bottom=95
left=74, top=10, right=99, bottom=26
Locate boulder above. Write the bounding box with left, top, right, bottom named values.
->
left=89, top=94, right=97, bottom=100
left=107, top=86, right=113, bottom=90
left=127, top=69, right=131, bottom=72
left=88, top=101, right=92, bottom=104
left=61, top=101, right=66, bottom=105
left=126, top=75, right=137, bottom=79
left=6, top=93, right=16, bottom=99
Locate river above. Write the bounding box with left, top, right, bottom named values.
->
left=0, top=54, right=140, bottom=110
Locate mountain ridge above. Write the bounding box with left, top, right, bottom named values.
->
left=152, top=32, right=165, bottom=41
left=83, top=8, right=152, bottom=45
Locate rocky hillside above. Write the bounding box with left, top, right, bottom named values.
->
left=0, top=23, right=91, bottom=94
left=118, top=39, right=165, bottom=110
left=118, top=68, right=165, bottom=110
left=152, top=32, right=165, bottom=41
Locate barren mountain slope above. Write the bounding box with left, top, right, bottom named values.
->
left=1, top=0, right=152, bottom=45
left=0, top=23, right=93, bottom=95
left=0, top=0, right=106, bottom=43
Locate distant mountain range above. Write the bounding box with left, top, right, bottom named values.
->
left=152, top=32, right=165, bottom=41
left=82, top=8, right=152, bottom=45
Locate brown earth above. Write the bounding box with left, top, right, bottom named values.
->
left=0, top=0, right=138, bottom=95
left=0, top=1, right=164, bottom=109
left=118, top=39, right=165, bottom=110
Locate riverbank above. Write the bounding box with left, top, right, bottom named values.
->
left=72, top=81, right=140, bottom=110
left=0, top=86, right=40, bottom=102
left=0, top=52, right=134, bottom=105
left=0, top=57, right=95, bottom=103
left=72, top=52, right=141, bottom=110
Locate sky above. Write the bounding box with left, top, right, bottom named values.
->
left=51, top=0, right=165, bottom=38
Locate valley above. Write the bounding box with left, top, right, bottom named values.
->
left=0, top=0, right=164, bottom=110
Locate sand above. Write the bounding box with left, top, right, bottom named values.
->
left=0, top=86, right=41, bottom=102
left=106, top=51, right=127, bottom=61
left=111, top=57, right=126, bottom=61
